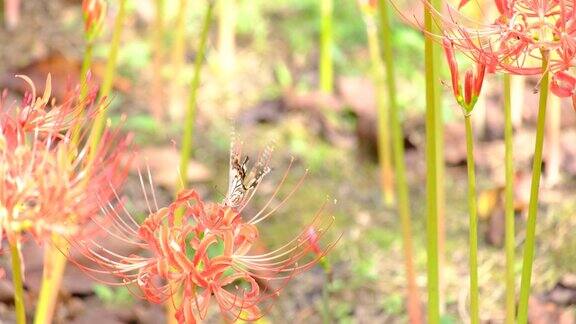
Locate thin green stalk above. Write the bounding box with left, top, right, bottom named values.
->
left=169, top=0, right=188, bottom=120
left=79, top=43, right=94, bottom=95
left=424, top=1, right=440, bottom=322
left=503, top=73, right=516, bottom=324
left=71, top=42, right=94, bottom=145
left=319, top=0, right=333, bottom=93
left=464, top=114, right=479, bottom=324
left=88, top=0, right=127, bottom=154
left=378, top=1, right=421, bottom=322
left=168, top=4, right=214, bottom=322
left=79, top=43, right=94, bottom=101
left=430, top=0, right=445, bottom=311
left=320, top=261, right=332, bottom=324
left=10, top=242, right=26, bottom=324
left=365, top=13, right=395, bottom=206
left=33, top=237, right=68, bottom=324
left=517, top=50, right=550, bottom=324
left=151, top=0, right=165, bottom=120
left=178, top=0, right=215, bottom=193
left=321, top=279, right=330, bottom=324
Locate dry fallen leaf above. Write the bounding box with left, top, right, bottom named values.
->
left=0, top=53, right=131, bottom=101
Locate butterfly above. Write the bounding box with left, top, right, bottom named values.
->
left=222, top=135, right=274, bottom=210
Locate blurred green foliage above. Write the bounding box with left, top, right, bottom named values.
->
left=93, top=284, right=134, bottom=306
left=381, top=294, right=403, bottom=316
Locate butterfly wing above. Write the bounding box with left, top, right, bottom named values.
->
left=222, top=136, right=274, bottom=209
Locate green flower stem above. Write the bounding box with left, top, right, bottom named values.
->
left=177, top=0, right=215, bottom=195
left=503, top=73, right=516, bottom=324
left=424, top=0, right=441, bottom=322
left=517, top=50, right=550, bottom=324
left=10, top=242, right=26, bottom=324
left=364, top=12, right=395, bottom=206
left=79, top=42, right=94, bottom=97
left=168, top=3, right=214, bottom=323
left=378, top=1, right=421, bottom=322
left=88, top=0, right=127, bottom=154
left=319, top=0, right=333, bottom=93
left=151, top=0, right=165, bottom=121
left=464, top=114, right=479, bottom=324
left=33, top=236, right=68, bottom=324
left=321, top=279, right=330, bottom=324
left=431, top=0, right=445, bottom=310
left=70, top=40, right=93, bottom=145
left=320, top=260, right=332, bottom=324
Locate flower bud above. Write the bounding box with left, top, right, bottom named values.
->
left=82, top=0, right=106, bottom=42
left=443, top=39, right=461, bottom=101
left=464, top=70, right=474, bottom=106
left=474, top=63, right=486, bottom=99
left=443, top=38, right=486, bottom=112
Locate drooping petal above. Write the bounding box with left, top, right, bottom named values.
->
left=551, top=71, right=576, bottom=97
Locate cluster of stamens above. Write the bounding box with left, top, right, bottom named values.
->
left=74, top=155, right=335, bottom=323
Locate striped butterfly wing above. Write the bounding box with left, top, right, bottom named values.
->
left=222, top=136, right=274, bottom=209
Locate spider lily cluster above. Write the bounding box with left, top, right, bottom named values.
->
left=392, top=0, right=576, bottom=322
left=418, top=0, right=576, bottom=104
left=0, top=73, right=335, bottom=323
left=0, top=75, right=130, bottom=248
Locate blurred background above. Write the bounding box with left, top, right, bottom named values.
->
left=0, top=0, right=575, bottom=323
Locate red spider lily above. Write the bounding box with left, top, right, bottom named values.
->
left=72, top=152, right=337, bottom=323
left=0, top=130, right=131, bottom=245
left=0, top=74, right=101, bottom=149
left=0, top=75, right=131, bottom=248
left=422, top=0, right=575, bottom=72
left=398, top=0, right=576, bottom=95
left=443, top=38, right=487, bottom=112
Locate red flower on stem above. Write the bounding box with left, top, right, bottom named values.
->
left=73, top=143, right=337, bottom=323
left=396, top=0, right=576, bottom=104
left=0, top=74, right=101, bottom=149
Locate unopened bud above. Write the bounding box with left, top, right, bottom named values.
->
left=82, top=0, right=106, bottom=42
left=443, top=39, right=461, bottom=100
